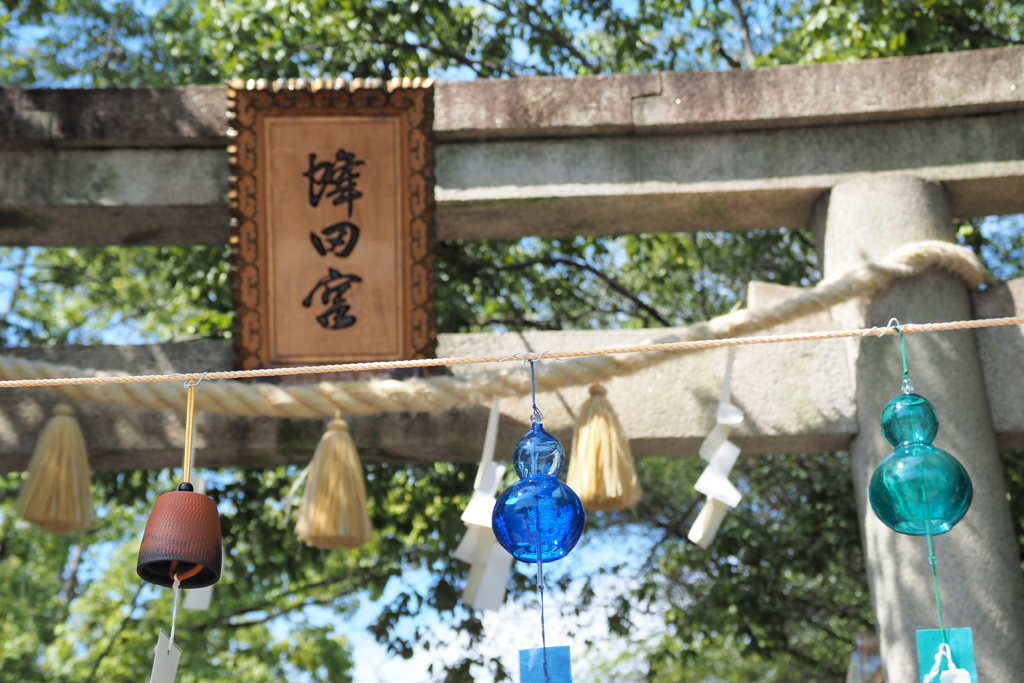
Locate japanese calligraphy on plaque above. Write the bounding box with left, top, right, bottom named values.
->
left=228, top=78, right=437, bottom=368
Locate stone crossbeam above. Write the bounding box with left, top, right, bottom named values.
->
left=1, top=47, right=1022, bottom=246
left=0, top=280, right=1021, bottom=472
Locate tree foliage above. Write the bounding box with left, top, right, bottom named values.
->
left=0, top=1, right=1023, bottom=682
left=3, top=0, right=1020, bottom=87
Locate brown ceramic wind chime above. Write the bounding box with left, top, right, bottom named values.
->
left=137, top=378, right=223, bottom=588
left=136, top=379, right=223, bottom=680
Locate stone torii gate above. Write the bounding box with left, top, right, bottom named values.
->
left=2, top=46, right=1024, bottom=681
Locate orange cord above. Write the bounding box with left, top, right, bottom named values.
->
left=168, top=559, right=204, bottom=582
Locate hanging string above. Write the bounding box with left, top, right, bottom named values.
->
left=900, top=327, right=910, bottom=389
left=168, top=574, right=182, bottom=652
left=876, top=318, right=914, bottom=393
left=0, top=315, right=1021, bottom=390
left=529, top=359, right=545, bottom=423
left=926, top=531, right=946, bottom=641
left=895, top=320, right=913, bottom=394
left=539, top=558, right=549, bottom=680
left=182, top=380, right=198, bottom=484
left=889, top=322, right=947, bottom=643
left=528, top=359, right=550, bottom=678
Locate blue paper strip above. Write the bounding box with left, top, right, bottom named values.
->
left=916, top=627, right=976, bottom=683
left=520, top=646, right=572, bottom=683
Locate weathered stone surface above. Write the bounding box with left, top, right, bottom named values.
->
left=635, top=47, right=1024, bottom=134
left=0, top=147, right=228, bottom=245
left=435, top=112, right=1024, bottom=239
left=973, top=278, right=1024, bottom=450
left=816, top=175, right=1024, bottom=683
left=434, top=73, right=661, bottom=140
left=2, top=48, right=1020, bottom=145
left=2, top=275, right=1023, bottom=474
left=1, top=47, right=1022, bottom=244
left=0, top=283, right=857, bottom=472
left=0, top=87, right=227, bottom=148
left=2, top=111, right=1022, bottom=245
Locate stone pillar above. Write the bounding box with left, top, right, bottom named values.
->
left=814, top=175, right=1024, bottom=682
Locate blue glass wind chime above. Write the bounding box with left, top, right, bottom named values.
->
left=867, top=322, right=975, bottom=683
left=492, top=360, right=586, bottom=683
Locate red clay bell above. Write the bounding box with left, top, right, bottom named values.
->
left=137, top=482, right=222, bottom=588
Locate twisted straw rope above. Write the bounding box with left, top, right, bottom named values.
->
left=0, top=241, right=1010, bottom=418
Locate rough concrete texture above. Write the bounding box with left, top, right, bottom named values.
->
left=435, top=112, right=1024, bottom=239
left=0, top=342, right=296, bottom=472
left=2, top=48, right=1023, bottom=244
left=434, top=73, right=661, bottom=140
left=974, top=279, right=1024, bottom=449
left=0, top=87, right=228, bottom=148
left=635, top=47, right=1024, bottom=134
left=2, top=48, right=1020, bottom=145
left=2, top=111, right=1022, bottom=245
left=816, top=175, right=1024, bottom=683
left=2, top=149, right=226, bottom=206
left=0, top=290, right=856, bottom=471
left=3, top=277, right=1024, bottom=474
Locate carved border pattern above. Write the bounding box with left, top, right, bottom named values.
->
left=227, top=78, right=438, bottom=370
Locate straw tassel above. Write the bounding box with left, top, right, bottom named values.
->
left=567, top=385, right=641, bottom=511
left=295, top=416, right=373, bottom=549
left=17, top=402, right=93, bottom=533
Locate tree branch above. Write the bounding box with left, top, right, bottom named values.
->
left=188, top=571, right=370, bottom=635
left=84, top=582, right=145, bottom=683
left=468, top=255, right=673, bottom=326
left=729, top=0, right=757, bottom=67
left=377, top=38, right=513, bottom=77
left=475, top=316, right=561, bottom=331
left=481, top=0, right=601, bottom=73
left=221, top=595, right=340, bottom=630
left=689, top=238, right=715, bottom=320
left=716, top=41, right=743, bottom=70
left=61, top=543, right=85, bottom=604
left=526, top=2, right=602, bottom=73
left=790, top=227, right=816, bottom=254
left=780, top=640, right=842, bottom=675
left=936, top=8, right=1022, bottom=46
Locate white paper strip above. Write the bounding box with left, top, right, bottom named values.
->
left=461, top=485, right=503, bottom=527
left=694, top=468, right=743, bottom=508
left=462, top=539, right=515, bottom=611
left=150, top=631, right=182, bottom=683
left=456, top=397, right=516, bottom=610
left=474, top=396, right=502, bottom=490
left=476, top=461, right=506, bottom=498
left=182, top=586, right=213, bottom=611
left=689, top=348, right=746, bottom=547
left=698, top=425, right=731, bottom=463
left=455, top=524, right=493, bottom=565
left=717, top=400, right=744, bottom=426
left=688, top=498, right=731, bottom=549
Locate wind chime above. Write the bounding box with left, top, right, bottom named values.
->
left=492, top=360, right=586, bottom=682
left=137, top=378, right=223, bottom=682
left=867, top=322, right=975, bottom=683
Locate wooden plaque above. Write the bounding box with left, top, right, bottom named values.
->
left=228, top=78, right=437, bottom=369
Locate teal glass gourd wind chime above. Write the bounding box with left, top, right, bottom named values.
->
left=867, top=322, right=975, bottom=682
left=492, top=360, right=586, bottom=682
